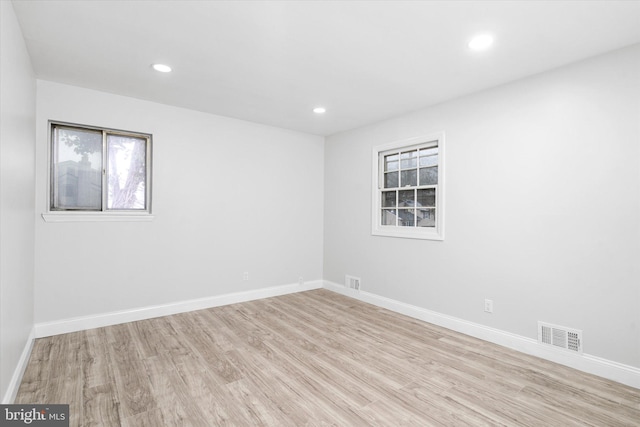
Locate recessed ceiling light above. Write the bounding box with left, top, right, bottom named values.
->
left=313, top=107, right=326, bottom=114
left=468, top=34, right=494, bottom=51
left=152, top=63, right=172, bottom=73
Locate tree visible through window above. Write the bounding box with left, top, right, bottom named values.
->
left=50, top=123, right=151, bottom=212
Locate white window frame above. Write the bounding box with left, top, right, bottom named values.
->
left=371, top=132, right=445, bottom=240
left=43, top=121, right=154, bottom=222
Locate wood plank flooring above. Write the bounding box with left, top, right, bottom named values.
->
left=15, top=289, right=640, bottom=426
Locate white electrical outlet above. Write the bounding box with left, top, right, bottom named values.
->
left=484, top=299, right=493, bottom=313
left=298, top=276, right=304, bottom=285
left=243, top=272, right=249, bottom=281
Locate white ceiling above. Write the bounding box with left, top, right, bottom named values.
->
left=11, top=0, right=640, bottom=136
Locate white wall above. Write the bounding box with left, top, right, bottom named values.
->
left=5, top=5, right=639, bottom=392
left=0, top=1, right=36, bottom=402
left=324, top=44, right=640, bottom=368
left=34, top=81, right=324, bottom=324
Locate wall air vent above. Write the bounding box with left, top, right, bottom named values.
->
left=345, top=275, right=361, bottom=291
left=538, top=321, right=582, bottom=354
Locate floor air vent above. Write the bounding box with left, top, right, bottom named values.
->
left=538, top=322, right=582, bottom=354
left=345, top=275, right=361, bottom=291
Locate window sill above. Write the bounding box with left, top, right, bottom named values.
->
left=372, top=226, right=444, bottom=241
left=42, top=212, right=155, bottom=222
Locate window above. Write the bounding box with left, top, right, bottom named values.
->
left=372, top=133, right=444, bottom=240
left=46, top=122, right=152, bottom=221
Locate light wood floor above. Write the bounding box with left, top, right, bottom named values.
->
left=16, top=289, right=640, bottom=426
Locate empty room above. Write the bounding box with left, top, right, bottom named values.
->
left=1, top=0, right=639, bottom=425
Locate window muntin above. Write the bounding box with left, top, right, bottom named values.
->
left=372, top=133, right=444, bottom=240
left=50, top=123, right=151, bottom=213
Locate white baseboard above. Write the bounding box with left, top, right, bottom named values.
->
left=322, top=280, right=640, bottom=390
left=2, top=327, right=35, bottom=404
left=28, top=279, right=640, bottom=390
left=35, top=281, right=323, bottom=338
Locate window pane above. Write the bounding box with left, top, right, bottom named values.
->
left=53, top=127, right=102, bottom=210
left=419, top=147, right=437, bottom=157
left=384, top=171, right=398, bottom=188
left=398, top=190, right=415, bottom=207
left=400, top=169, right=417, bottom=187
left=107, top=134, right=147, bottom=210
left=384, top=154, right=399, bottom=171
left=419, top=154, right=438, bottom=167
left=417, top=188, right=436, bottom=207
left=397, top=208, right=415, bottom=226
left=419, top=166, right=438, bottom=185
left=382, top=191, right=396, bottom=207
left=381, top=209, right=397, bottom=225
left=418, top=208, right=436, bottom=227
left=400, top=150, right=417, bottom=169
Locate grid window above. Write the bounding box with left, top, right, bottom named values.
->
left=372, top=133, right=444, bottom=240
left=50, top=123, right=151, bottom=213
